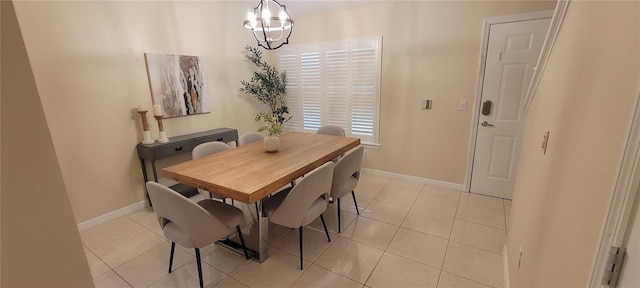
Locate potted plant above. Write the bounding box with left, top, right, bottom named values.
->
left=240, top=45, right=291, bottom=152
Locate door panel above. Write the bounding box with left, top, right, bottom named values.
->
left=488, top=135, right=516, bottom=180
left=498, top=63, right=528, bottom=122
left=471, top=18, right=551, bottom=199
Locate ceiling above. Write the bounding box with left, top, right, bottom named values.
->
left=265, top=0, right=376, bottom=17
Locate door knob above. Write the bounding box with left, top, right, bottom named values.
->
left=481, top=121, right=495, bottom=127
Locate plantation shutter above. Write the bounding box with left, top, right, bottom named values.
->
left=350, top=40, right=379, bottom=142
left=278, top=37, right=381, bottom=144
left=278, top=51, right=302, bottom=129
left=301, top=48, right=322, bottom=130
left=325, top=43, right=349, bottom=130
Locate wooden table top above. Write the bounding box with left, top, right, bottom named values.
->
left=162, top=132, right=360, bottom=203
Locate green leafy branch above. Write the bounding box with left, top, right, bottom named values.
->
left=255, top=112, right=283, bottom=136
left=240, top=45, right=292, bottom=126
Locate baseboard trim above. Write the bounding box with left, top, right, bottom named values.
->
left=77, top=200, right=148, bottom=231
left=503, top=244, right=510, bottom=288
left=361, top=168, right=466, bottom=191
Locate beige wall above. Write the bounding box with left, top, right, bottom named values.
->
left=12, top=1, right=554, bottom=223
left=507, top=1, right=640, bottom=287
left=1, top=1, right=94, bottom=286
left=291, top=1, right=555, bottom=184
left=13, top=1, right=264, bottom=222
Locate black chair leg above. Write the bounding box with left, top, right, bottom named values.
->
left=320, top=214, right=331, bottom=242
left=255, top=203, right=260, bottom=217
left=337, top=198, right=342, bottom=233
left=168, top=242, right=176, bottom=273
left=351, top=190, right=360, bottom=215
left=236, top=225, right=250, bottom=260
left=195, top=248, right=204, bottom=288
left=299, top=227, right=304, bottom=270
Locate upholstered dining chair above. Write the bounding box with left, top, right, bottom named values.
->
left=238, top=132, right=264, bottom=146
left=331, top=145, right=364, bottom=233
left=317, top=125, right=346, bottom=164
left=192, top=141, right=230, bottom=201
left=316, top=125, right=345, bottom=137
left=146, top=181, right=249, bottom=288
left=262, top=162, right=334, bottom=270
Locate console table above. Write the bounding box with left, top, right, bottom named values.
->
left=136, top=128, right=238, bottom=202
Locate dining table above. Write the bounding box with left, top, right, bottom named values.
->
left=162, top=132, right=360, bottom=262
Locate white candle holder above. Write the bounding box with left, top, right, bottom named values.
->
left=137, top=109, right=155, bottom=144
left=155, top=115, right=169, bottom=143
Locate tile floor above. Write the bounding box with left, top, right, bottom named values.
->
left=81, top=171, right=511, bottom=288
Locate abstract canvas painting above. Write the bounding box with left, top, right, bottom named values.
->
left=144, top=53, right=211, bottom=117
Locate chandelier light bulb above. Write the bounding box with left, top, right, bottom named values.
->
left=279, top=11, right=287, bottom=28
left=262, top=9, right=271, bottom=25
left=247, top=12, right=257, bottom=28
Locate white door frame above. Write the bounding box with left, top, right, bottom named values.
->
left=464, top=10, right=554, bottom=192
left=590, top=89, right=640, bottom=287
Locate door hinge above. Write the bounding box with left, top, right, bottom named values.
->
left=602, top=245, right=626, bottom=288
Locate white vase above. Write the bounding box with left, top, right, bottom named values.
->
left=263, top=135, right=280, bottom=152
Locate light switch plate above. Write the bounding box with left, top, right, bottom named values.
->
left=459, top=100, right=467, bottom=110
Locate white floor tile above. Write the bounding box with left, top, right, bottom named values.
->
left=387, top=228, right=448, bottom=269
left=437, top=271, right=492, bottom=288
left=93, top=270, right=131, bottom=288
left=340, top=217, right=399, bottom=250
left=81, top=217, right=143, bottom=250
left=85, top=251, right=110, bottom=278
left=272, top=226, right=334, bottom=262
left=401, top=209, right=454, bottom=240
left=233, top=248, right=310, bottom=288
left=315, top=237, right=384, bottom=284
left=114, top=242, right=192, bottom=288
left=291, top=264, right=363, bottom=288
left=93, top=228, right=166, bottom=268
left=366, top=252, right=440, bottom=288
left=442, top=242, right=503, bottom=288
left=359, top=199, right=410, bottom=226
left=148, top=259, right=227, bottom=288
left=450, top=219, right=506, bottom=254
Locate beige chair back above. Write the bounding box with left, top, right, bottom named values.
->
left=192, top=141, right=230, bottom=159
left=192, top=142, right=230, bottom=198
left=270, top=162, right=334, bottom=228
left=316, top=125, right=345, bottom=137
left=331, top=146, right=364, bottom=199
left=146, top=182, right=232, bottom=248
left=238, top=132, right=264, bottom=146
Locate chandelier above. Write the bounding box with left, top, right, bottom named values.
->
left=243, top=0, right=294, bottom=50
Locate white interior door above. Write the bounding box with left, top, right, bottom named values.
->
left=471, top=18, right=550, bottom=199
